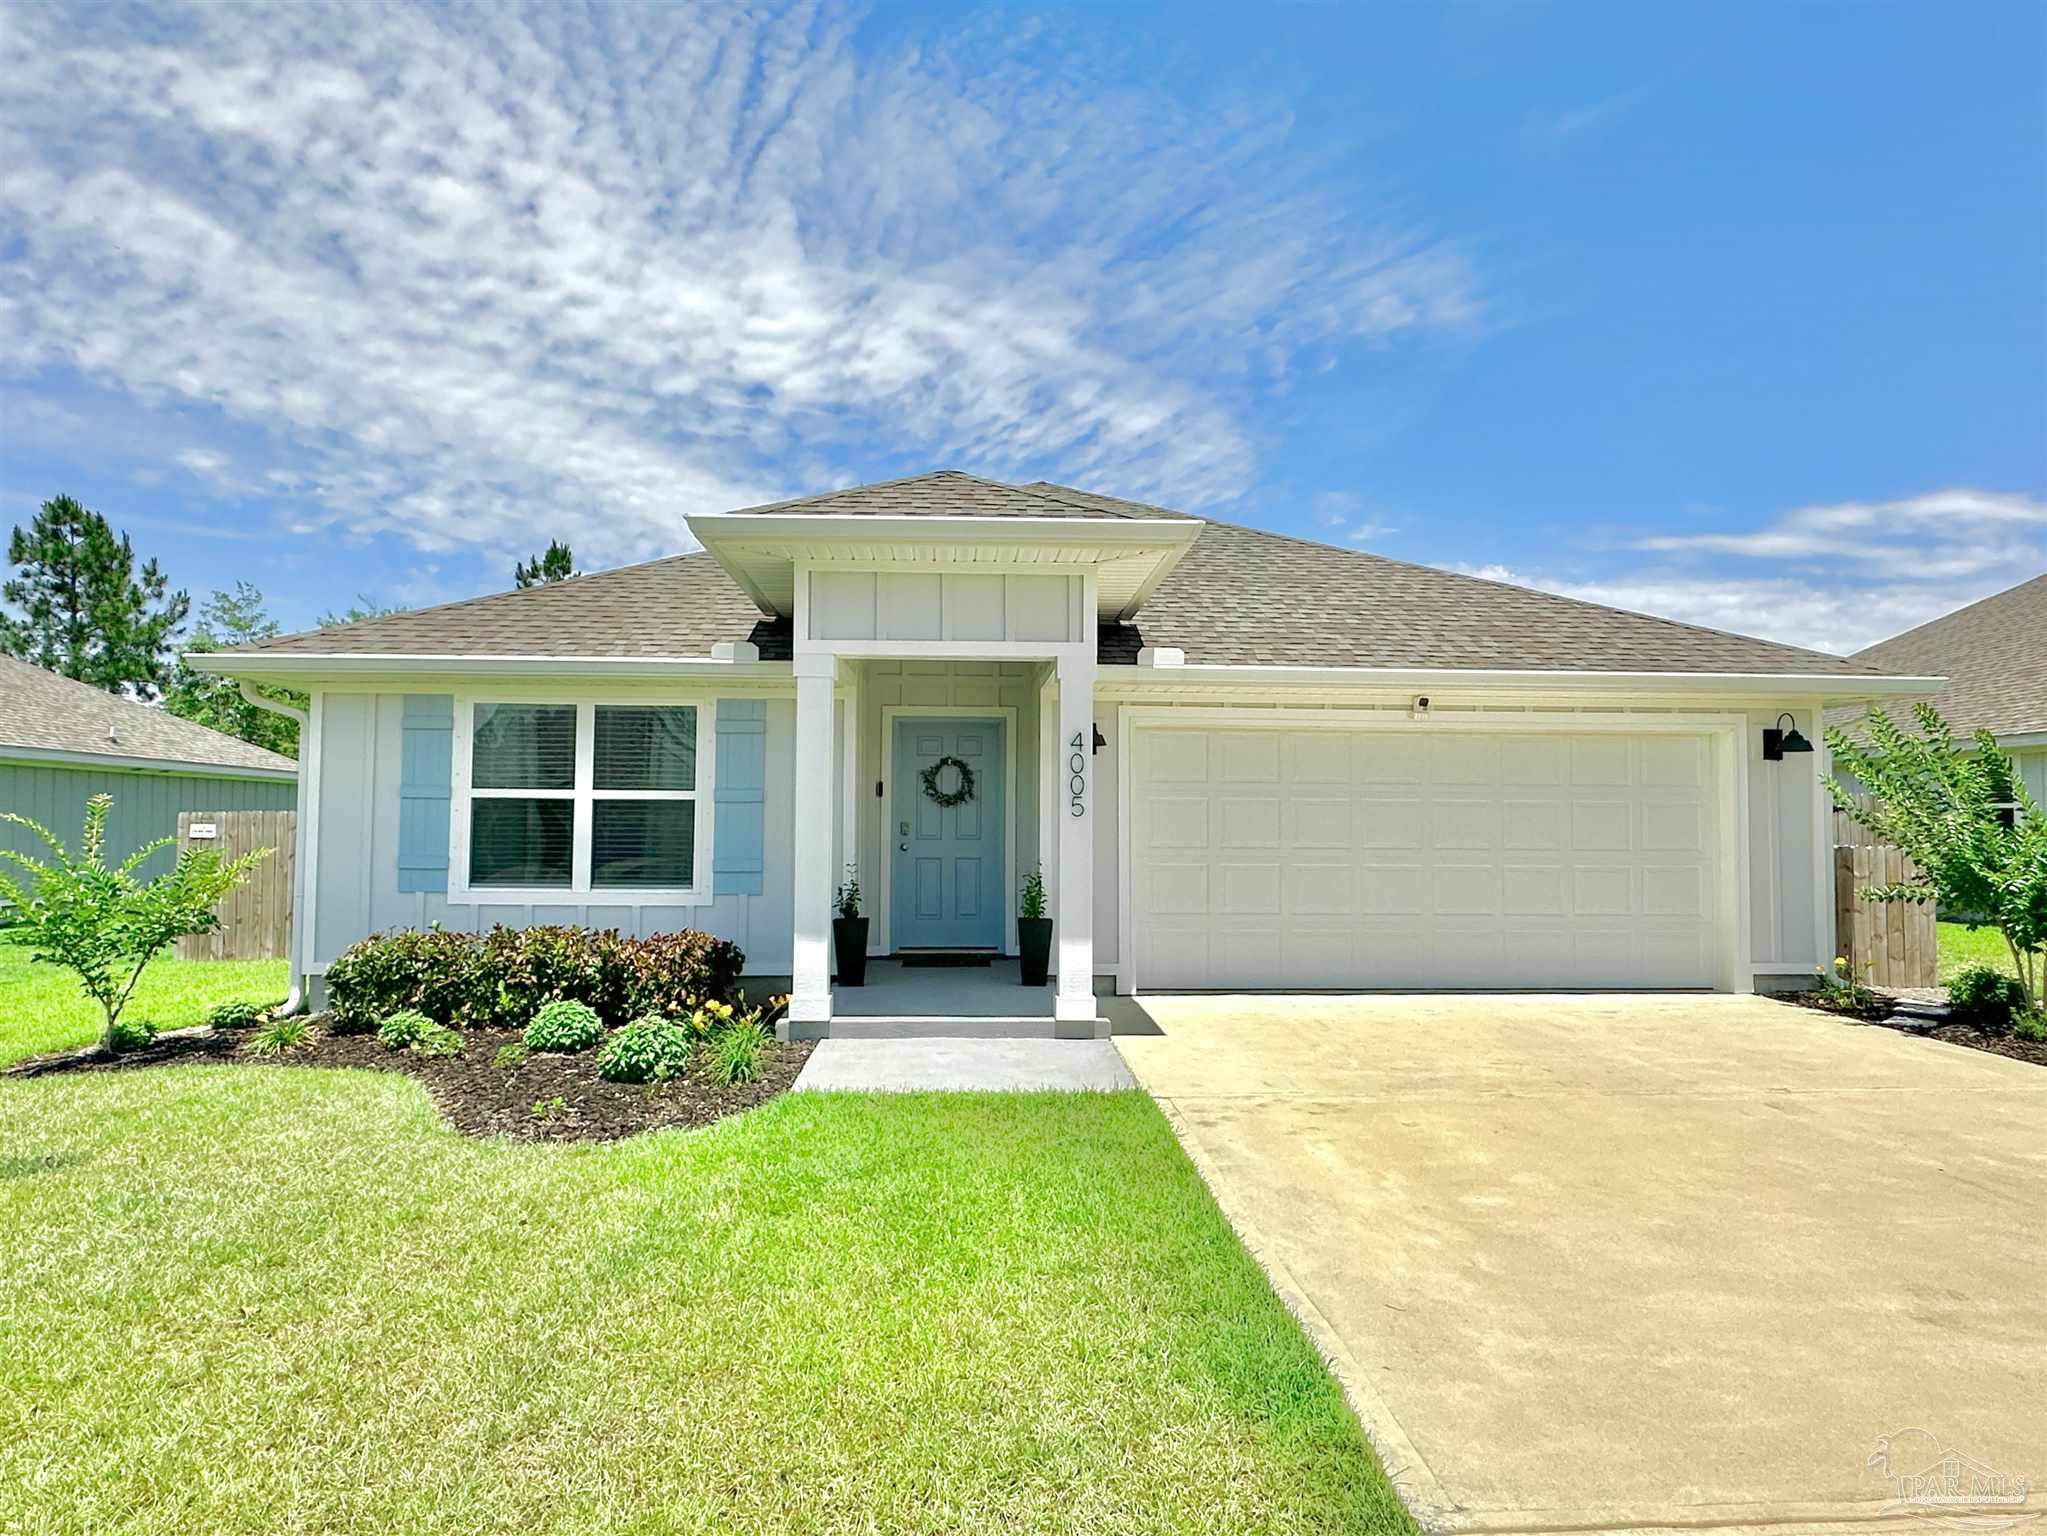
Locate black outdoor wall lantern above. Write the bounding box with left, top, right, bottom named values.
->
left=1762, top=712, right=1814, bottom=762
left=1092, top=723, right=1107, bottom=754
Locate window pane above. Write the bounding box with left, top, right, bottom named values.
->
left=591, top=800, right=695, bottom=888
left=594, top=706, right=696, bottom=791
left=470, top=799, right=573, bottom=886
left=473, top=704, right=576, bottom=790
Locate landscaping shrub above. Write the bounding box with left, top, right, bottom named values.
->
left=243, top=1015, right=316, bottom=1056
left=493, top=1043, right=530, bottom=1070
left=324, top=924, right=745, bottom=1031
left=325, top=927, right=492, bottom=1033
left=377, top=1008, right=434, bottom=1051
left=710, top=1018, right=769, bottom=1084
left=207, top=998, right=269, bottom=1030
left=411, top=1022, right=465, bottom=1058
left=525, top=999, right=603, bottom=1053
left=2014, top=1013, right=2047, bottom=1044
left=105, top=1017, right=156, bottom=1053
left=1948, top=965, right=2028, bottom=1035
left=596, top=1015, right=692, bottom=1084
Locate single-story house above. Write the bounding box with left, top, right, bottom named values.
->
left=195, top=471, right=1937, bottom=1036
left=0, top=654, right=297, bottom=879
left=1825, top=573, right=2046, bottom=811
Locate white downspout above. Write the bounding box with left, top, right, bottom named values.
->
left=240, top=682, right=312, bottom=1016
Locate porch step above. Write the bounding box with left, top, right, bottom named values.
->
left=824, top=1015, right=1108, bottom=1041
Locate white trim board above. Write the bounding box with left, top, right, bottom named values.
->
left=876, top=705, right=1020, bottom=956
left=1115, top=705, right=1753, bottom=998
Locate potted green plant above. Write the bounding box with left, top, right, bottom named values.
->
left=833, top=866, right=868, bottom=987
left=1017, top=865, right=1052, bottom=987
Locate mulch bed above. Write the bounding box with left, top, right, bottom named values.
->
left=7, top=1020, right=816, bottom=1142
left=1782, top=992, right=2047, bottom=1068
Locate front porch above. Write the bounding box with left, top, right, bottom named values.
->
left=823, top=957, right=1076, bottom=1038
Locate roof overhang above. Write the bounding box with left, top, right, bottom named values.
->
left=685, top=512, right=1204, bottom=622
left=1097, top=662, right=1948, bottom=703
left=188, top=653, right=795, bottom=686
left=0, top=742, right=297, bottom=781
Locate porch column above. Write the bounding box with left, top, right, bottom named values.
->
left=1054, top=649, right=1098, bottom=1031
left=788, top=654, right=838, bottom=1033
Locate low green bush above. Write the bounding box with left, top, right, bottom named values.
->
left=243, top=1015, right=316, bottom=1057
left=2012, top=1012, right=2046, bottom=1044
left=493, top=1042, right=530, bottom=1070
left=596, top=1016, right=691, bottom=1084
left=377, top=1008, right=434, bottom=1051
left=710, top=1019, right=769, bottom=1085
left=207, top=998, right=269, bottom=1030
left=1948, top=965, right=2027, bottom=1035
left=525, top=999, right=603, bottom=1053
left=411, top=1022, right=465, bottom=1058
left=324, top=923, right=746, bottom=1031
left=105, top=1017, right=156, bottom=1053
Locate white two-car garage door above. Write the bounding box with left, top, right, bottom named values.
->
left=1129, top=724, right=1728, bottom=990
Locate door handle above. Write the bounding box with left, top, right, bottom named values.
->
left=898, top=841, right=909, bottom=851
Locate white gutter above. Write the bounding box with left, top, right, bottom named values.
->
left=190, top=653, right=794, bottom=682
left=236, top=683, right=312, bottom=1018
left=0, top=742, right=296, bottom=781
left=1103, top=662, right=1947, bottom=701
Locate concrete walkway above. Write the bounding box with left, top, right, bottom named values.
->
left=1115, top=992, right=2047, bottom=1535
left=794, top=1037, right=1135, bottom=1092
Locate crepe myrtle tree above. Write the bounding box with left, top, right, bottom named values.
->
left=1826, top=704, right=2045, bottom=1012
left=0, top=795, right=272, bottom=1050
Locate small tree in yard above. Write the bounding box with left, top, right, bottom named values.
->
left=1826, top=704, right=2046, bottom=1013
left=0, top=795, right=271, bottom=1051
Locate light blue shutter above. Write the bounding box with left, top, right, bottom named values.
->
left=713, top=700, right=767, bottom=896
left=397, top=694, right=453, bottom=894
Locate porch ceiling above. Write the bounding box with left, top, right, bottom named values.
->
left=686, top=512, right=1202, bottom=622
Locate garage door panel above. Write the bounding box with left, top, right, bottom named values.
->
left=1217, top=862, right=1282, bottom=915
left=1361, top=798, right=1425, bottom=848
left=1132, top=725, right=1721, bottom=992
left=1431, top=799, right=1499, bottom=849
left=1219, top=796, right=1280, bottom=848
left=1571, top=800, right=1634, bottom=851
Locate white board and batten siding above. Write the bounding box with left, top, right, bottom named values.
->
left=309, top=693, right=796, bottom=978
left=807, top=572, right=1085, bottom=645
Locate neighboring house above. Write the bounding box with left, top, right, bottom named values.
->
left=0, top=655, right=297, bottom=880
left=1826, top=573, right=2047, bottom=812
left=195, top=470, right=1936, bottom=1036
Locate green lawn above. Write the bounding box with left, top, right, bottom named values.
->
left=1937, top=921, right=2019, bottom=984
left=0, top=1070, right=1412, bottom=1535
left=0, top=934, right=287, bottom=1066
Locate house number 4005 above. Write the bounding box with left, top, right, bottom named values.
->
left=1068, top=732, right=1088, bottom=817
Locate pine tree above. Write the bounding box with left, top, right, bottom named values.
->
left=0, top=495, right=190, bottom=695
left=514, top=540, right=575, bottom=588
left=161, top=582, right=305, bottom=757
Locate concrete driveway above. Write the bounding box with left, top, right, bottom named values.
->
left=1111, top=993, right=2046, bottom=1535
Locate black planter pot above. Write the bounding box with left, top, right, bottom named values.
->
left=833, top=917, right=869, bottom=986
left=1017, top=917, right=1054, bottom=988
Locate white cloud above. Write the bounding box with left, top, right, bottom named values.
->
left=0, top=1, right=1476, bottom=568
left=1313, top=489, right=1399, bottom=545
left=1460, top=487, right=2046, bottom=653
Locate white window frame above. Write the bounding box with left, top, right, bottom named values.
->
left=448, top=695, right=717, bottom=906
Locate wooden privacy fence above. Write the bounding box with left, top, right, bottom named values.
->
left=174, top=810, right=295, bottom=962
left=1833, top=841, right=1936, bottom=989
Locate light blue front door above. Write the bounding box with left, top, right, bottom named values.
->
left=892, top=717, right=1005, bottom=950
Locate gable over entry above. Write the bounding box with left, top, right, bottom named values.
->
left=686, top=475, right=1203, bottom=1035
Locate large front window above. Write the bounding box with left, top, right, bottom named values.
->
left=460, top=701, right=704, bottom=897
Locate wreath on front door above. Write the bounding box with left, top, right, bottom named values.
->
left=919, top=754, right=977, bottom=808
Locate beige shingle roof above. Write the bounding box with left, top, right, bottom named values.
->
left=1094, top=515, right=1888, bottom=675
left=224, top=471, right=1891, bottom=677
left=728, top=468, right=1194, bottom=520
left=1825, top=574, right=2047, bottom=739
left=0, top=656, right=296, bottom=773
left=228, top=551, right=791, bottom=659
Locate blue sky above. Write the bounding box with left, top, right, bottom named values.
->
left=1, top=0, right=2040, bottom=652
